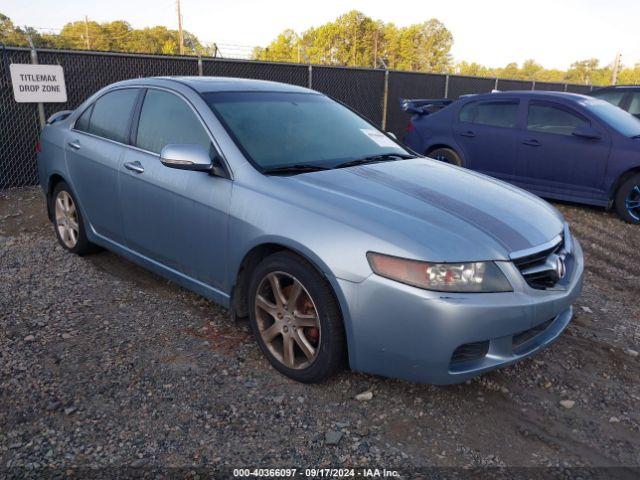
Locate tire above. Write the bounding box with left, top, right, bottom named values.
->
left=247, top=251, right=346, bottom=383
left=614, top=174, right=640, bottom=224
left=50, top=181, right=99, bottom=255
left=428, top=147, right=463, bottom=167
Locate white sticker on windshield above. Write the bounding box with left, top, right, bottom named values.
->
left=360, top=129, right=398, bottom=148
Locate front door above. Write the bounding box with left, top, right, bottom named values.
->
left=516, top=100, right=611, bottom=200
left=119, top=88, right=232, bottom=290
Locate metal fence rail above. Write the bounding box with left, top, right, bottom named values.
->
left=0, top=46, right=595, bottom=189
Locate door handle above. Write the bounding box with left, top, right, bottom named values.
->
left=522, top=139, right=541, bottom=147
left=460, top=130, right=476, bottom=138
left=67, top=140, right=81, bottom=150
left=124, top=161, right=144, bottom=174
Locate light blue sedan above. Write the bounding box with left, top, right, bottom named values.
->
left=37, top=77, right=584, bottom=384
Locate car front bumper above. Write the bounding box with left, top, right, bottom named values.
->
left=339, top=239, right=584, bottom=385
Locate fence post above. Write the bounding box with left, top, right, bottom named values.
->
left=197, top=55, right=203, bottom=76
left=308, top=65, right=313, bottom=89
left=27, top=36, right=46, bottom=130
left=381, top=69, right=389, bottom=131
left=564, top=84, right=568, bottom=92
left=444, top=74, right=450, bottom=98
left=494, top=77, right=499, bottom=90
left=531, top=80, right=536, bottom=91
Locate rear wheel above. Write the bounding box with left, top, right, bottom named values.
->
left=247, top=251, right=346, bottom=383
left=428, top=147, right=463, bottom=167
left=51, top=181, right=99, bottom=254
left=614, top=174, right=640, bottom=224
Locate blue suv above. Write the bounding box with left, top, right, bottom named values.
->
left=403, top=91, right=640, bottom=223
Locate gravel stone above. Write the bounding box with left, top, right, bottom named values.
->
left=1, top=187, right=639, bottom=471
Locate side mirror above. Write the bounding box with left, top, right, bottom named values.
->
left=160, top=143, right=225, bottom=176
left=572, top=125, right=602, bottom=140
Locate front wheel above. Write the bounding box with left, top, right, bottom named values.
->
left=614, top=174, right=640, bottom=224
left=247, top=251, right=346, bottom=383
left=428, top=147, right=463, bottom=167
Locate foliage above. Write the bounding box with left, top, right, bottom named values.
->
left=254, top=10, right=453, bottom=73
left=1, top=10, right=638, bottom=86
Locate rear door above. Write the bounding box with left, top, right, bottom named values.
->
left=516, top=100, right=611, bottom=200
left=119, top=88, right=232, bottom=290
left=452, top=99, right=521, bottom=180
left=66, top=88, right=140, bottom=244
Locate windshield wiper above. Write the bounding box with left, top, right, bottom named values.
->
left=263, top=164, right=330, bottom=175
left=333, top=153, right=416, bottom=169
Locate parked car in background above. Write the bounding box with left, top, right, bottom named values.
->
left=403, top=91, right=640, bottom=223
left=590, top=86, right=640, bottom=119
left=38, top=77, right=583, bottom=385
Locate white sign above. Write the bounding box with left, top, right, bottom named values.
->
left=360, top=128, right=398, bottom=148
left=10, top=64, right=67, bottom=103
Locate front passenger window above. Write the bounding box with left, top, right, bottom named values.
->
left=527, top=103, right=588, bottom=136
left=136, top=89, right=211, bottom=155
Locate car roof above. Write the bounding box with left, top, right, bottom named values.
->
left=591, top=85, right=640, bottom=91
left=462, top=91, right=591, bottom=102
left=111, top=76, right=316, bottom=94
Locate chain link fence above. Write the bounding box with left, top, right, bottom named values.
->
left=0, top=46, right=596, bottom=189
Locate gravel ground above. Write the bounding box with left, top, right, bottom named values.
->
left=1, top=187, right=639, bottom=477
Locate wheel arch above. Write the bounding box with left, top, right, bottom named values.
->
left=610, top=166, right=640, bottom=203
left=230, top=239, right=353, bottom=361
left=45, top=173, right=68, bottom=221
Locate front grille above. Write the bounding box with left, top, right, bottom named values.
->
left=512, top=318, right=554, bottom=351
left=512, top=237, right=565, bottom=290
left=451, top=340, right=490, bottom=365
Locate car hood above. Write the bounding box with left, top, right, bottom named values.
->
left=283, top=158, right=564, bottom=261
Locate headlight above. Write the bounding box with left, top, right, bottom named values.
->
left=366, top=252, right=512, bottom=293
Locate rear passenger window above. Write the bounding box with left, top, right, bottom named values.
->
left=135, top=89, right=211, bottom=155
left=459, top=101, right=519, bottom=128
left=74, top=105, right=93, bottom=132
left=527, top=102, right=588, bottom=136
left=87, top=89, right=138, bottom=143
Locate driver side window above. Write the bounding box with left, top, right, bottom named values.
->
left=135, top=89, right=212, bottom=155
left=527, top=102, right=589, bottom=136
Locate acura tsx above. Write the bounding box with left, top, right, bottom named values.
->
left=37, top=77, right=584, bottom=384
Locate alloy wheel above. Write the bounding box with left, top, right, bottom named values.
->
left=626, top=185, right=640, bottom=221
left=54, top=191, right=79, bottom=248
left=254, top=271, right=321, bottom=369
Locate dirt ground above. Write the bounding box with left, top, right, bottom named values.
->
left=1, top=187, right=639, bottom=478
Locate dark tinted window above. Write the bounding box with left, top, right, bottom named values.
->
left=74, top=105, right=93, bottom=132
left=590, top=90, right=626, bottom=107
left=527, top=102, right=588, bottom=136
left=204, top=92, right=408, bottom=169
left=136, top=89, right=211, bottom=155
left=628, top=92, right=640, bottom=115
left=459, top=101, right=519, bottom=128
left=88, top=89, right=138, bottom=143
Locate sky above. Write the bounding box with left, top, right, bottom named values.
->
left=4, top=0, right=640, bottom=70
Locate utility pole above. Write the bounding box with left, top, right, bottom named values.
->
left=612, top=52, right=622, bottom=85
left=84, top=15, right=91, bottom=49
left=176, top=0, right=184, bottom=55
left=373, top=29, right=378, bottom=68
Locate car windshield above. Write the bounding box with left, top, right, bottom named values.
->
left=203, top=91, right=409, bottom=171
left=581, top=97, right=640, bottom=137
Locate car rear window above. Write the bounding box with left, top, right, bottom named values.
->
left=459, top=101, right=519, bottom=128
left=590, top=90, right=626, bottom=107
left=86, top=89, right=138, bottom=144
